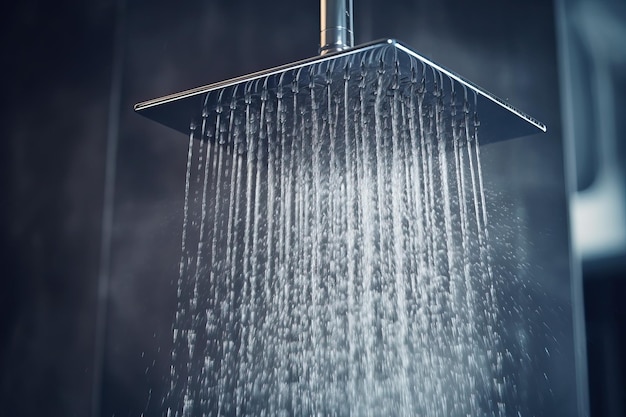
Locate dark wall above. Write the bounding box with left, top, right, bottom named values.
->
left=1, top=1, right=116, bottom=416
left=0, top=1, right=622, bottom=416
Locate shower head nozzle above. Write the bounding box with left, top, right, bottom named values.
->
left=134, top=39, right=545, bottom=145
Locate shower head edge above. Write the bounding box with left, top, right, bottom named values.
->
left=134, top=38, right=546, bottom=142
left=134, top=39, right=395, bottom=114
left=393, top=41, right=547, bottom=134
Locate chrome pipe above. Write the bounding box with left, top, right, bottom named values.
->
left=320, top=0, right=354, bottom=55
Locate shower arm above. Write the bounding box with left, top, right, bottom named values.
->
left=320, top=0, right=354, bottom=55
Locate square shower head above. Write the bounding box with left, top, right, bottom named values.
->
left=134, top=39, right=545, bottom=144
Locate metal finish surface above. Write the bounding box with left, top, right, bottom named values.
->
left=320, top=0, right=354, bottom=54
left=135, top=39, right=546, bottom=144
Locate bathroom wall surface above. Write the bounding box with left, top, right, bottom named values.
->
left=4, top=0, right=620, bottom=416
left=1, top=1, right=117, bottom=416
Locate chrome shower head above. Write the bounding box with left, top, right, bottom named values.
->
left=134, top=39, right=545, bottom=145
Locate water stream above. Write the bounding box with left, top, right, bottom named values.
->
left=167, top=54, right=518, bottom=417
